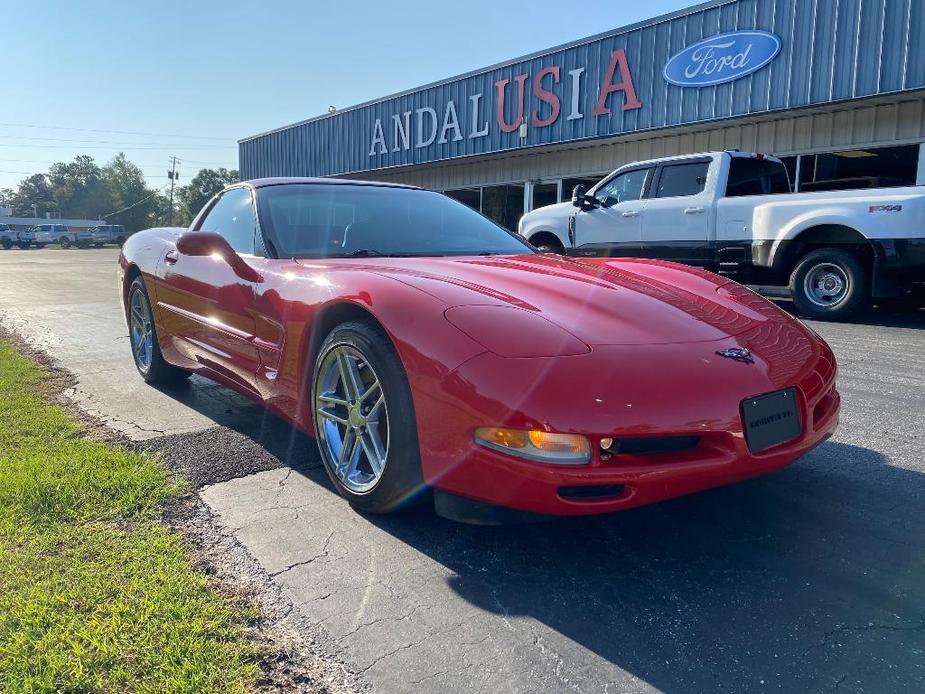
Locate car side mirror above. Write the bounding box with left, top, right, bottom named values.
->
left=175, top=231, right=263, bottom=283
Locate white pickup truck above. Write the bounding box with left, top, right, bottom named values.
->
left=518, top=150, right=925, bottom=319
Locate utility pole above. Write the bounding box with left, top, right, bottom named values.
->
left=167, top=157, right=180, bottom=225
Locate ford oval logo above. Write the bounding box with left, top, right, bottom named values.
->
left=663, top=30, right=782, bottom=87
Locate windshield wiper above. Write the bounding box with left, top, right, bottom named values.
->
left=345, top=249, right=386, bottom=257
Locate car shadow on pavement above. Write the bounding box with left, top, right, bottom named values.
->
left=367, top=440, right=925, bottom=692
left=774, top=300, right=925, bottom=329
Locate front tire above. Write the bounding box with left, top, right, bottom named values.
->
left=311, top=321, right=424, bottom=514
left=790, top=248, right=868, bottom=321
left=1, top=239, right=11, bottom=250
left=127, top=276, right=188, bottom=384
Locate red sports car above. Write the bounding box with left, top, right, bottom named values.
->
left=119, top=178, right=839, bottom=522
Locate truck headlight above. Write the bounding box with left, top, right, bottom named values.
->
left=474, top=427, right=591, bottom=465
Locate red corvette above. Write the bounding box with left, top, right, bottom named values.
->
left=119, top=178, right=839, bottom=521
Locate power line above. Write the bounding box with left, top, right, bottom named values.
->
left=0, top=142, right=235, bottom=151
left=0, top=157, right=236, bottom=170
left=0, top=121, right=233, bottom=141
left=101, top=185, right=170, bottom=219
left=0, top=134, right=235, bottom=147
left=0, top=169, right=181, bottom=179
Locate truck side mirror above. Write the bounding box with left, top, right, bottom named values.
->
left=571, top=185, right=588, bottom=207
left=571, top=185, right=599, bottom=210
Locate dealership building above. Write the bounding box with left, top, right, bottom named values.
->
left=240, top=0, right=925, bottom=231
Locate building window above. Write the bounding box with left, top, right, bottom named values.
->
left=561, top=176, right=603, bottom=202
left=531, top=182, right=559, bottom=211
left=481, top=184, right=525, bottom=231
left=445, top=188, right=481, bottom=211
left=799, top=145, right=920, bottom=192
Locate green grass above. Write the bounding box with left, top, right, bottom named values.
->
left=0, top=340, right=259, bottom=692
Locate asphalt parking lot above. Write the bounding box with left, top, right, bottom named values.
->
left=1, top=247, right=923, bottom=694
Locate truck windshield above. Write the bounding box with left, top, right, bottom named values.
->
left=726, top=157, right=791, bottom=197
left=257, top=184, right=535, bottom=258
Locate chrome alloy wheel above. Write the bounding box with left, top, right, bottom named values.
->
left=803, top=262, right=850, bottom=308
left=129, top=287, right=154, bottom=372
left=315, top=344, right=389, bottom=493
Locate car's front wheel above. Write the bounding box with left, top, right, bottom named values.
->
left=311, top=321, right=424, bottom=513
left=127, top=276, right=189, bottom=384
left=0, top=239, right=11, bottom=250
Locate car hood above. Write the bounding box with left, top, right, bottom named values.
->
left=326, top=254, right=791, bottom=346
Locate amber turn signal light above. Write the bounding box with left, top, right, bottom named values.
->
left=474, top=427, right=591, bottom=465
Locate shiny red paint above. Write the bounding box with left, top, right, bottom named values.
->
left=119, top=191, right=839, bottom=516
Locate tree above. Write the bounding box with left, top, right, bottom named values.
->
left=9, top=174, right=57, bottom=218
left=101, top=153, right=161, bottom=232
left=177, top=167, right=239, bottom=221
left=48, top=155, right=109, bottom=220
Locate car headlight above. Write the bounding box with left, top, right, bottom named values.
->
left=474, top=427, right=591, bottom=465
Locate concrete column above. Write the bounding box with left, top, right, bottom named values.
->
left=917, top=143, right=925, bottom=185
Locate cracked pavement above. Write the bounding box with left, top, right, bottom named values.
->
left=1, top=248, right=924, bottom=693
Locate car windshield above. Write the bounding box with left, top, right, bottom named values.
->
left=256, top=183, right=534, bottom=258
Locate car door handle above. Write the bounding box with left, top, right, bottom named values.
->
left=621, top=210, right=640, bottom=218
left=164, top=249, right=179, bottom=265
left=684, top=207, right=706, bottom=215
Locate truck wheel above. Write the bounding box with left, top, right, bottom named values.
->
left=1, top=239, right=12, bottom=250
left=790, top=248, right=868, bottom=321
left=59, top=236, right=71, bottom=249
left=529, top=235, right=565, bottom=254
left=16, top=242, right=29, bottom=250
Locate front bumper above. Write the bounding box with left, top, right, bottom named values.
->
left=414, top=328, right=839, bottom=516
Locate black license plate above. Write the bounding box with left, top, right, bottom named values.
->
left=741, top=388, right=801, bottom=453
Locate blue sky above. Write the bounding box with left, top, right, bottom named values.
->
left=1, top=0, right=692, bottom=191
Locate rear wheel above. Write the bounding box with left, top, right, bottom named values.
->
left=59, top=236, right=71, bottom=249
left=311, top=321, right=424, bottom=514
left=790, top=248, right=868, bottom=321
left=1, top=239, right=11, bottom=250
left=127, top=276, right=188, bottom=384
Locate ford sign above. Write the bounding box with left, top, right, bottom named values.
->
left=663, top=31, right=782, bottom=87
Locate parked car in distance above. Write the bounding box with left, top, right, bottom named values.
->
left=89, top=224, right=128, bottom=247
left=519, top=150, right=925, bottom=320
left=1, top=224, right=35, bottom=249
left=31, top=223, right=91, bottom=248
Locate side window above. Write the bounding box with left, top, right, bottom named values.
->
left=726, top=157, right=791, bottom=197
left=654, top=162, right=709, bottom=198
left=593, top=168, right=650, bottom=207
left=199, top=188, right=256, bottom=254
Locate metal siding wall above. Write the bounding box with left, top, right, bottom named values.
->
left=239, top=0, right=923, bottom=179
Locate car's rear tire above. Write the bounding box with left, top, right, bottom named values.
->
left=127, top=276, right=189, bottom=384
left=311, top=321, right=425, bottom=514
left=59, top=236, right=71, bottom=249
left=790, top=248, right=869, bottom=321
